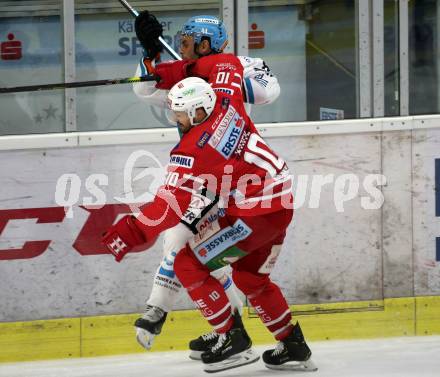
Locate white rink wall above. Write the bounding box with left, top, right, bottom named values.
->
left=0, top=120, right=439, bottom=322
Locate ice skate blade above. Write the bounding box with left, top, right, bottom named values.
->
left=135, top=328, right=154, bottom=350
left=204, top=348, right=260, bottom=373
left=189, top=350, right=203, bottom=361
left=265, top=358, right=318, bottom=372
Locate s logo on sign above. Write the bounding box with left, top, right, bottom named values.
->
left=1, top=33, right=22, bottom=60
left=249, top=23, right=265, bottom=49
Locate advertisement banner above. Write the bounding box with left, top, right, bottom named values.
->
left=0, top=6, right=307, bottom=135
left=0, top=132, right=391, bottom=322
left=413, top=129, right=440, bottom=294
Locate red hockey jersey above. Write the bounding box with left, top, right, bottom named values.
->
left=135, top=54, right=292, bottom=241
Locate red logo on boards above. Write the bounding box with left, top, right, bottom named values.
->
left=1, top=33, right=22, bottom=60
left=0, top=204, right=146, bottom=261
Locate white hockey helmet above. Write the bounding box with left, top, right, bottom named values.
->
left=167, top=77, right=216, bottom=126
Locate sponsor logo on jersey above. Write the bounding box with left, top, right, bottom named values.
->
left=258, top=245, right=281, bottom=274
left=214, top=87, right=234, bottom=96
left=221, top=97, right=230, bottom=109
left=197, top=131, right=211, bottom=148
left=193, top=219, right=252, bottom=264
left=254, top=72, right=269, bottom=87
left=190, top=217, right=220, bottom=249
left=216, top=115, right=245, bottom=158
left=216, top=62, right=237, bottom=71
left=235, top=130, right=251, bottom=157
left=198, top=248, right=208, bottom=257
left=189, top=207, right=225, bottom=249
left=169, top=154, right=194, bottom=168
left=209, top=105, right=237, bottom=147
left=197, top=207, right=226, bottom=234
left=210, top=112, right=224, bottom=130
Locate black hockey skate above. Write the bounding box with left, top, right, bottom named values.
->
left=263, top=322, right=317, bottom=371
left=134, top=305, right=167, bottom=350
left=188, top=331, right=220, bottom=360
left=201, top=313, right=259, bottom=373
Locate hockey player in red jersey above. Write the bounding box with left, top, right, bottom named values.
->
left=132, top=12, right=281, bottom=355
left=102, top=52, right=316, bottom=372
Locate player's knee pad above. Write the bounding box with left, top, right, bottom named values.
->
left=232, top=269, right=270, bottom=297
left=174, top=247, right=210, bottom=288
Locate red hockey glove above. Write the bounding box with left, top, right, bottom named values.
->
left=102, top=215, right=146, bottom=262
left=154, top=60, right=195, bottom=89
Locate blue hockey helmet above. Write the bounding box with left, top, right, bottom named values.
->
left=181, top=15, right=228, bottom=52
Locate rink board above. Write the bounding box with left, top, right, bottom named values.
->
left=1, top=121, right=440, bottom=362
left=1, top=128, right=440, bottom=322
left=0, top=296, right=439, bottom=362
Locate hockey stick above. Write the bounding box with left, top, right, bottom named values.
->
left=0, top=75, right=156, bottom=94
left=0, top=1, right=179, bottom=94
left=118, top=0, right=182, bottom=61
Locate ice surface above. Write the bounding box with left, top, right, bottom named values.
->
left=1, top=336, right=439, bottom=377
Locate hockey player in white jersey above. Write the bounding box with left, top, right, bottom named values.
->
left=131, top=11, right=282, bottom=359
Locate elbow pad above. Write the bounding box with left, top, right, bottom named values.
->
left=239, top=56, right=280, bottom=105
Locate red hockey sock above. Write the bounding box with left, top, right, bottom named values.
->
left=248, top=281, right=293, bottom=340
left=187, top=276, right=234, bottom=334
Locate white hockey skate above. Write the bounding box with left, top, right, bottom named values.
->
left=135, top=327, right=155, bottom=350
left=134, top=305, right=167, bottom=350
